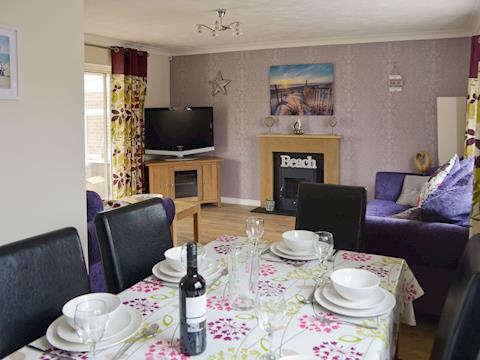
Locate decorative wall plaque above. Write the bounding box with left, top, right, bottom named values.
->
left=209, top=71, right=231, bottom=96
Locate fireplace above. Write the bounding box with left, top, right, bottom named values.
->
left=274, top=152, right=324, bottom=211
left=256, top=133, right=341, bottom=211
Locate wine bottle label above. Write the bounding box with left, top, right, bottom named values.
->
left=186, top=294, right=207, bottom=332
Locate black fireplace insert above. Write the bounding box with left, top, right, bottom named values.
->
left=273, top=152, right=324, bottom=212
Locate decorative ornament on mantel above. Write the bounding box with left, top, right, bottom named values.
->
left=328, top=116, right=337, bottom=134
left=414, top=151, right=432, bottom=173
left=263, top=116, right=278, bottom=133
left=292, top=119, right=304, bottom=135
left=209, top=71, right=231, bottom=96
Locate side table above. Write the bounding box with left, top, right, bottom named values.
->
left=171, top=200, right=201, bottom=245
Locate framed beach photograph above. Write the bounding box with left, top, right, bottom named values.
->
left=270, top=63, right=334, bottom=115
left=0, top=27, right=18, bottom=100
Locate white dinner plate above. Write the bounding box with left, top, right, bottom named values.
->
left=158, top=258, right=215, bottom=278
left=46, top=306, right=143, bottom=351
left=322, top=282, right=385, bottom=310
left=57, top=305, right=132, bottom=343
left=270, top=243, right=318, bottom=261
left=276, top=240, right=313, bottom=257
left=314, top=286, right=395, bottom=318
left=152, top=260, right=222, bottom=285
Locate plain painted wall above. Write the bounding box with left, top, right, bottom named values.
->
left=0, top=1, right=86, bottom=253
left=85, top=45, right=170, bottom=107
left=436, top=97, right=467, bottom=163
left=171, top=38, right=469, bottom=201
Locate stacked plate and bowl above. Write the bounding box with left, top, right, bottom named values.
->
left=269, top=230, right=320, bottom=261
left=315, top=268, right=396, bottom=317
left=152, top=245, right=223, bottom=286
left=46, top=293, right=143, bottom=351
left=271, top=230, right=396, bottom=318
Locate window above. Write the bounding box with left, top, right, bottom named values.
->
left=84, top=68, right=111, bottom=199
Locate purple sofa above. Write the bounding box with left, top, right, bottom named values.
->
left=363, top=172, right=469, bottom=316
left=86, top=191, right=176, bottom=292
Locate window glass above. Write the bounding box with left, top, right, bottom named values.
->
left=84, top=72, right=111, bottom=199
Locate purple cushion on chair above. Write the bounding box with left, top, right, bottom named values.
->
left=437, top=156, right=461, bottom=187
left=89, top=261, right=107, bottom=293
left=162, top=197, right=176, bottom=224
left=87, top=191, right=103, bottom=222
left=439, top=157, right=474, bottom=190
left=422, top=160, right=473, bottom=228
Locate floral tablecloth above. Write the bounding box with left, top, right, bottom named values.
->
left=11, top=235, right=423, bottom=360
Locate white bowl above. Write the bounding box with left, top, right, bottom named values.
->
left=164, top=245, right=206, bottom=272
left=330, top=268, right=380, bottom=301
left=62, top=293, right=121, bottom=328
left=282, top=230, right=319, bottom=253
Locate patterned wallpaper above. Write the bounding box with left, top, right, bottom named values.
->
left=170, top=38, right=470, bottom=200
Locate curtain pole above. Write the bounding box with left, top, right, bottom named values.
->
left=84, top=43, right=147, bottom=56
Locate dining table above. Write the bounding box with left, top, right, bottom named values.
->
left=9, top=234, right=424, bottom=360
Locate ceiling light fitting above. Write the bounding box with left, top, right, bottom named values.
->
left=196, top=9, right=242, bottom=37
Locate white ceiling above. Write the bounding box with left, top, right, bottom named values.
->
left=84, top=0, right=480, bottom=55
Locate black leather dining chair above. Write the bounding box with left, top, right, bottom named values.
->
left=430, top=233, right=480, bottom=360
left=95, top=198, right=173, bottom=294
left=0, top=227, right=89, bottom=358
left=295, top=182, right=367, bottom=251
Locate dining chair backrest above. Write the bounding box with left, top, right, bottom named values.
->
left=295, top=182, right=367, bottom=252
left=95, top=198, right=173, bottom=294
left=430, top=233, right=480, bottom=360
left=0, top=227, right=89, bottom=358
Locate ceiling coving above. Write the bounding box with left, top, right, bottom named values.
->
left=196, top=9, right=242, bottom=38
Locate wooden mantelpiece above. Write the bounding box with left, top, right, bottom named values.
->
left=257, top=133, right=342, bottom=208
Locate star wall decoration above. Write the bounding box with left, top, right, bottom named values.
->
left=209, top=71, right=231, bottom=96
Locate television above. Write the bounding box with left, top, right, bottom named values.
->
left=145, top=107, right=214, bottom=157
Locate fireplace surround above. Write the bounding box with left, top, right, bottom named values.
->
left=257, top=133, right=342, bottom=210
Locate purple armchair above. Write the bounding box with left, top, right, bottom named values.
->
left=86, top=191, right=176, bottom=292
left=363, top=172, right=469, bottom=316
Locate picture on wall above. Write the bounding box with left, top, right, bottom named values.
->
left=270, top=63, right=333, bottom=116
left=0, top=27, right=18, bottom=99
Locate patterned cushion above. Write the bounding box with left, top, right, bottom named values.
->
left=103, top=200, right=131, bottom=211
left=417, top=155, right=458, bottom=207
left=103, top=194, right=164, bottom=211
left=390, top=207, right=423, bottom=221
left=422, top=158, right=474, bottom=227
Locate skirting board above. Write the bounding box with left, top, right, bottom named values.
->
left=221, top=197, right=261, bottom=207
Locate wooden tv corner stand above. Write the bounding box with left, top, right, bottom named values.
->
left=146, top=156, right=223, bottom=207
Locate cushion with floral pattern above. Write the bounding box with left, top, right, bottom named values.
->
left=417, top=155, right=458, bottom=207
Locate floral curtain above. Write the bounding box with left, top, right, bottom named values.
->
left=465, top=36, right=480, bottom=234
left=111, top=47, right=148, bottom=199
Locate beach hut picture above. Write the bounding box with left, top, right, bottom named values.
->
left=270, top=63, right=334, bottom=116
left=0, top=27, right=18, bottom=99
left=0, top=35, right=11, bottom=89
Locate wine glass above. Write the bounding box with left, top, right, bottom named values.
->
left=246, top=217, right=265, bottom=246
left=74, top=299, right=108, bottom=359
left=314, top=231, right=334, bottom=277
left=256, top=293, right=287, bottom=360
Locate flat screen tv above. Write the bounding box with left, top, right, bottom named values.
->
left=145, top=107, right=214, bottom=157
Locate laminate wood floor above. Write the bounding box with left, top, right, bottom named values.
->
left=175, top=203, right=437, bottom=360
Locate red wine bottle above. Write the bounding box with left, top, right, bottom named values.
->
left=179, top=243, right=207, bottom=355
